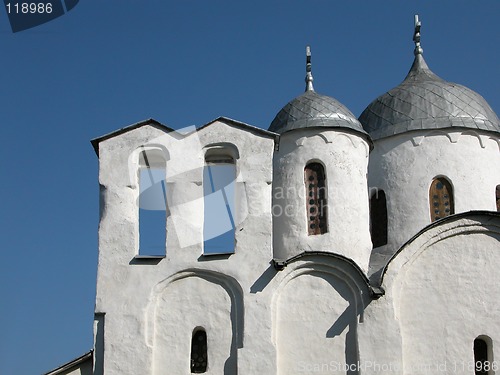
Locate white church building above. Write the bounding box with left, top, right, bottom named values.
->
left=48, top=16, right=500, bottom=375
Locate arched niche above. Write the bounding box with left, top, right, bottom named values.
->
left=147, top=270, right=244, bottom=375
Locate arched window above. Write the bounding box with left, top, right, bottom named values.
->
left=370, top=190, right=388, bottom=248
left=191, top=328, right=208, bottom=373
left=203, top=148, right=236, bottom=255
left=474, top=336, right=493, bottom=375
left=138, top=149, right=167, bottom=256
left=496, top=185, right=500, bottom=212
left=305, top=163, right=327, bottom=235
left=429, top=177, right=454, bottom=222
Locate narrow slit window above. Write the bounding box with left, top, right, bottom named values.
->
left=429, top=177, right=454, bottom=222
left=474, top=337, right=492, bottom=375
left=191, top=329, right=208, bottom=373
left=203, top=152, right=236, bottom=255
left=496, top=185, right=500, bottom=212
left=138, top=149, right=167, bottom=256
left=305, top=163, right=327, bottom=235
left=370, top=190, right=388, bottom=247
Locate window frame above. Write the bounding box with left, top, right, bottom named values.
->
left=474, top=335, right=494, bottom=375
left=429, top=176, right=454, bottom=223
left=304, top=161, right=328, bottom=235
left=191, top=327, right=208, bottom=373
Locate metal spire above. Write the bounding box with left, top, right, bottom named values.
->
left=413, top=14, right=423, bottom=55
left=305, top=45, right=314, bottom=92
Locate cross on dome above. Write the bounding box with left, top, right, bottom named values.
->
left=413, top=14, right=423, bottom=55
left=305, top=45, right=314, bottom=92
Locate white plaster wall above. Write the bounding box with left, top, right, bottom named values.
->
left=276, top=272, right=358, bottom=375
left=272, top=129, right=372, bottom=272
left=361, top=214, right=500, bottom=375
left=94, top=119, right=276, bottom=375
left=368, top=130, right=500, bottom=270
left=357, top=293, right=403, bottom=374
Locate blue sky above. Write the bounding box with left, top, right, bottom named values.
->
left=0, top=1, right=498, bottom=373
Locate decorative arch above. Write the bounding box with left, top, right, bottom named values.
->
left=410, top=130, right=457, bottom=146
left=461, top=130, right=487, bottom=148
left=295, top=133, right=331, bottom=146
left=491, top=137, right=500, bottom=152
left=272, top=266, right=371, bottom=324
left=429, top=176, right=454, bottom=222
left=146, top=269, right=244, bottom=348
left=410, top=130, right=493, bottom=148
left=204, top=142, right=240, bottom=161
left=271, top=253, right=375, bottom=342
left=147, top=269, right=244, bottom=374
left=381, top=211, right=500, bottom=317
left=271, top=254, right=374, bottom=375
left=128, top=144, right=170, bottom=187
left=295, top=133, right=370, bottom=156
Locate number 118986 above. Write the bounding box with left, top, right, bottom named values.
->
left=5, top=3, right=53, bottom=14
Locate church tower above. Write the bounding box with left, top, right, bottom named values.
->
left=270, top=47, right=373, bottom=272
left=359, top=16, right=500, bottom=279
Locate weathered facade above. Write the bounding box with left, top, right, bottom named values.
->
left=50, top=16, right=500, bottom=375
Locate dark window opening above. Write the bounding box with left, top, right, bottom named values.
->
left=429, top=177, right=454, bottom=222
left=191, top=329, right=208, bottom=373
left=496, top=185, right=500, bottom=212
left=474, top=338, right=490, bottom=375
left=305, top=163, right=327, bottom=235
left=370, top=190, right=388, bottom=248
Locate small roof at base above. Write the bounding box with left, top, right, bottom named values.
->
left=44, top=350, right=93, bottom=375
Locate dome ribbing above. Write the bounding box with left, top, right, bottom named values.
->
left=269, top=90, right=366, bottom=135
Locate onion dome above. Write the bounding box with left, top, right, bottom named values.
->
left=359, top=15, right=500, bottom=140
left=269, top=46, right=367, bottom=136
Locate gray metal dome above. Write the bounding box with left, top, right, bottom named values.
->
left=269, top=89, right=367, bottom=135
left=359, top=20, right=500, bottom=140
left=269, top=46, right=367, bottom=136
